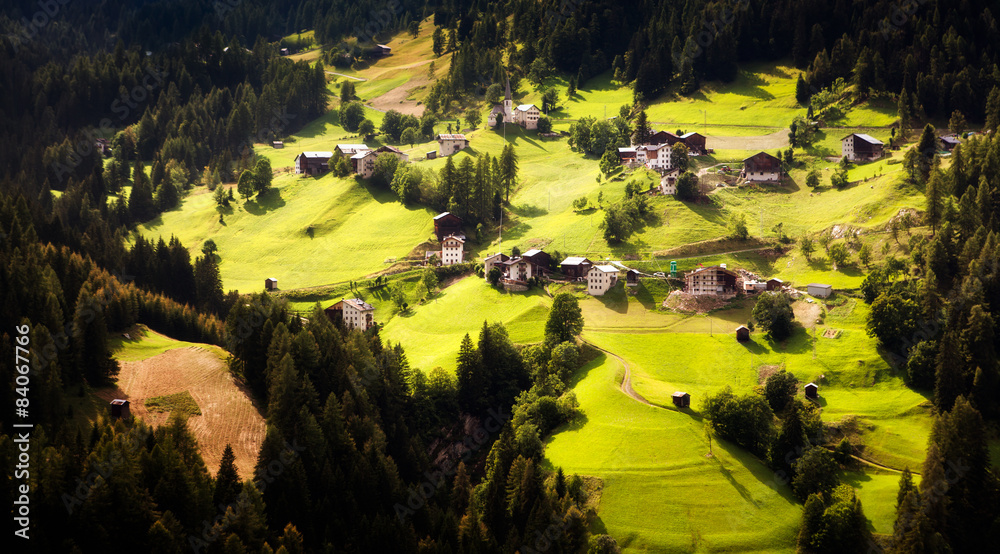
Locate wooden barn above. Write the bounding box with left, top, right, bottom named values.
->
left=766, top=278, right=784, bottom=291
left=841, top=133, right=883, bottom=162
left=740, top=151, right=782, bottom=182
left=804, top=382, right=819, bottom=399
left=264, top=278, right=278, bottom=291
left=560, top=257, right=592, bottom=279
left=626, top=269, right=641, bottom=286
left=433, top=212, right=464, bottom=241
left=736, top=325, right=750, bottom=342
left=521, top=249, right=551, bottom=273
left=679, top=131, right=707, bottom=154
left=294, top=151, right=333, bottom=176
left=110, top=399, right=131, bottom=420
left=672, top=392, right=691, bottom=408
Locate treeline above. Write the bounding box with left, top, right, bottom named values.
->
left=863, top=130, right=1000, bottom=416
left=424, top=0, right=999, bottom=121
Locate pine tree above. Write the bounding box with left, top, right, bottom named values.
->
left=456, top=333, right=483, bottom=413
left=925, top=170, right=944, bottom=233
left=632, top=109, right=651, bottom=145
left=798, top=493, right=824, bottom=551
left=934, top=331, right=964, bottom=413
left=985, top=86, right=1000, bottom=133
left=499, top=144, right=518, bottom=203
left=213, top=444, right=242, bottom=507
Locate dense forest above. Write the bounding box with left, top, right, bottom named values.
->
left=2, top=0, right=1000, bottom=552
left=426, top=0, right=998, bottom=124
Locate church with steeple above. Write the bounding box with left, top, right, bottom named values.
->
left=488, top=75, right=540, bottom=130
left=488, top=76, right=514, bottom=128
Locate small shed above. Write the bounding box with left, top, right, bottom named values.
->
left=110, top=399, right=131, bottom=420
left=766, top=278, right=784, bottom=291
left=626, top=269, right=641, bottom=287
left=807, top=283, right=832, bottom=298
left=265, top=278, right=278, bottom=291
left=736, top=325, right=750, bottom=342
left=426, top=150, right=437, bottom=160
left=804, top=382, right=818, bottom=399
left=672, top=392, right=691, bottom=408
left=272, top=141, right=284, bottom=149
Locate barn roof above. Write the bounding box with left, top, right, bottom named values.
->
left=522, top=248, right=545, bottom=258
left=593, top=265, right=619, bottom=273
left=434, top=211, right=460, bottom=220
left=845, top=133, right=883, bottom=145
left=436, top=133, right=467, bottom=140
left=940, top=135, right=961, bottom=145
left=561, top=256, right=591, bottom=265
left=300, top=151, right=333, bottom=158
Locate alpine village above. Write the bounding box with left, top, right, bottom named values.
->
left=4, top=1, right=1000, bottom=553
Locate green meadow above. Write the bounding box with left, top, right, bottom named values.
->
left=128, top=23, right=936, bottom=550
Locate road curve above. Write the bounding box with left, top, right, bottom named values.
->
left=582, top=339, right=655, bottom=407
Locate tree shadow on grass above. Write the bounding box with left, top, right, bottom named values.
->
left=509, top=203, right=548, bottom=217
left=717, top=437, right=798, bottom=503
left=243, top=188, right=286, bottom=215
left=594, top=284, right=629, bottom=314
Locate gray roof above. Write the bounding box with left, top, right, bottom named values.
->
left=299, top=151, right=333, bottom=158
left=807, top=283, right=832, bottom=289
left=561, top=256, right=591, bottom=265
left=345, top=298, right=374, bottom=311
left=851, top=133, right=883, bottom=145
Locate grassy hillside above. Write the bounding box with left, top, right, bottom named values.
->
left=545, top=354, right=801, bottom=553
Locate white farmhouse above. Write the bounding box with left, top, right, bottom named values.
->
left=439, top=234, right=465, bottom=265
left=325, top=298, right=375, bottom=331
left=587, top=265, right=619, bottom=296
left=513, top=104, right=540, bottom=129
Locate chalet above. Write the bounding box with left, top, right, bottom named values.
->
left=939, top=134, right=961, bottom=151
left=587, top=265, right=619, bottom=296
left=807, top=283, right=833, bottom=298
left=264, top=278, right=278, bottom=291
left=766, top=278, right=784, bottom=291
left=740, top=151, right=782, bottom=182
left=685, top=265, right=738, bottom=297
left=500, top=257, right=538, bottom=283
left=335, top=144, right=370, bottom=158
left=352, top=150, right=377, bottom=178
left=272, top=140, right=284, bottom=149
left=660, top=168, right=680, bottom=195
left=95, top=138, right=111, bottom=157
left=671, top=392, right=691, bottom=408
left=371, top=44, right=392, bottom=57
left=110, top=399, right=131, bottom=420
left=636, top=143, right=672, bottom=171
left=841, top=133, right=884, bottom=162
left=736, top=325, right=750, bottom=342
left=617, top=147, right=637, bottom=165
left=325, top=298, right=375, bottom=331
left=804, top=382, right=819, bottom=399
left=436, top=134, right=469, bottom=156
left=433, top=212, right=464, bottom=241
left=294, top=151, right=333, bottom=176
left=626, top=269, right=641, bottom=287
left=513, top=104, right=541, bottom=129
left=647, top=130, right=676, bottom=146
left=483, top=252, right=510, bottom=278
left=437, top=234, right=465, bottom=265
left=560, top=257, right=593, bottom=280
left=679, top=132, right=706, bottom=154
left=489, top=77, right=514, bottom=128
left=521, top=249, right=551, bottom=274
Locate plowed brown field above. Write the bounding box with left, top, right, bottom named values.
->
left=98, top=343, right=265, bottom=478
